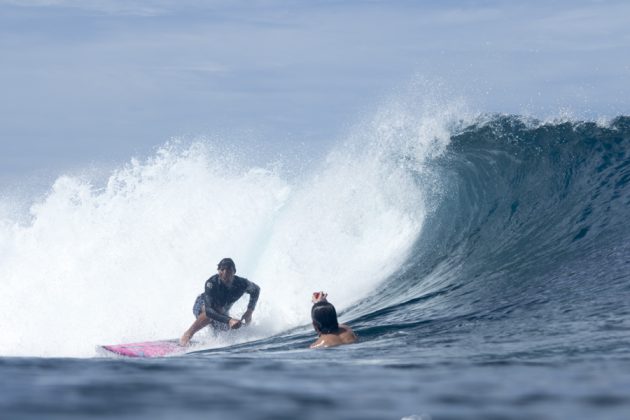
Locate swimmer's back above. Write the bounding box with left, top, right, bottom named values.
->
left=310, top=324, right=357, bottom=348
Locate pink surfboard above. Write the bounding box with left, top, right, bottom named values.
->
left=97, top=339, right=188, bottom=358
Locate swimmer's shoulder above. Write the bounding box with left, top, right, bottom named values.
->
left=310, top=326, right=357, bottom=348
left=338, top=324, right=358, bottom=344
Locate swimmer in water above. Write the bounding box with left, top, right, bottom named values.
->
left=309, top=292, right=357, bottom=349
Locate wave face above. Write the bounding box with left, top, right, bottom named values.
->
left=343, top=115, right=630, bottom=363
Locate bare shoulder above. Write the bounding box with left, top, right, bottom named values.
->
left=338, top=324, right=358, bottom=344
left=309, top=337, right=326, bottom=349
left=310, top=325, right=358, bottom=349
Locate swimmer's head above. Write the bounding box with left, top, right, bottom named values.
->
left=311, top=301, right=339, bottom=334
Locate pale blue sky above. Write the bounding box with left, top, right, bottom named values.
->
left=2, top=0, right=630, bottom=182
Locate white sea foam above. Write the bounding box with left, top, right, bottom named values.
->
left=0, top=91, right=463, bottom=357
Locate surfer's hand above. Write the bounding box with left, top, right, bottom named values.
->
left=241, top=309, right=253, bottom=325
left=228, top=318, right=243, bottom=329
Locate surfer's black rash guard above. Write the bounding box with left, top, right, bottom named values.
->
left=202, top=275, right=260, bottom=324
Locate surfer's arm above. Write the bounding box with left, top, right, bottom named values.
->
left=245, top=280, right=260, bottom=310
left=240, top=280, right=260, bottom=324
left=203, top=294, right=232, bottom=324
left=202, top=279, right=232, bottom=324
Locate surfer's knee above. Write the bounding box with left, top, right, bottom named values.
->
left=198, top=308, right=208, bottom=321
left=192, top=294, right=205, bottom=317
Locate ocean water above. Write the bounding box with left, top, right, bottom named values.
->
left=1, top=106, right=630, bottom=419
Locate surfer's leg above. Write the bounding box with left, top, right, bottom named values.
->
left=182, top=295, right=210, bottom=346
left=180, top=308, right=210, bottom=346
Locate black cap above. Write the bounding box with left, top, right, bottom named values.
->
left=217, top=258, right=236, bottom=270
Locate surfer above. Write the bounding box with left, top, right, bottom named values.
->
left=180, top=258, right=260, bottom=346
left=310, top=292, right=357, bottom=348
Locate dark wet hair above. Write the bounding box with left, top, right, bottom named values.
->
left=311, top=301, right=339, bottom=334
left=217, top=258, right=236, bottom=270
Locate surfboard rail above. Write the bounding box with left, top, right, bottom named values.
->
left=97, top=339, right=187, bottom=358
